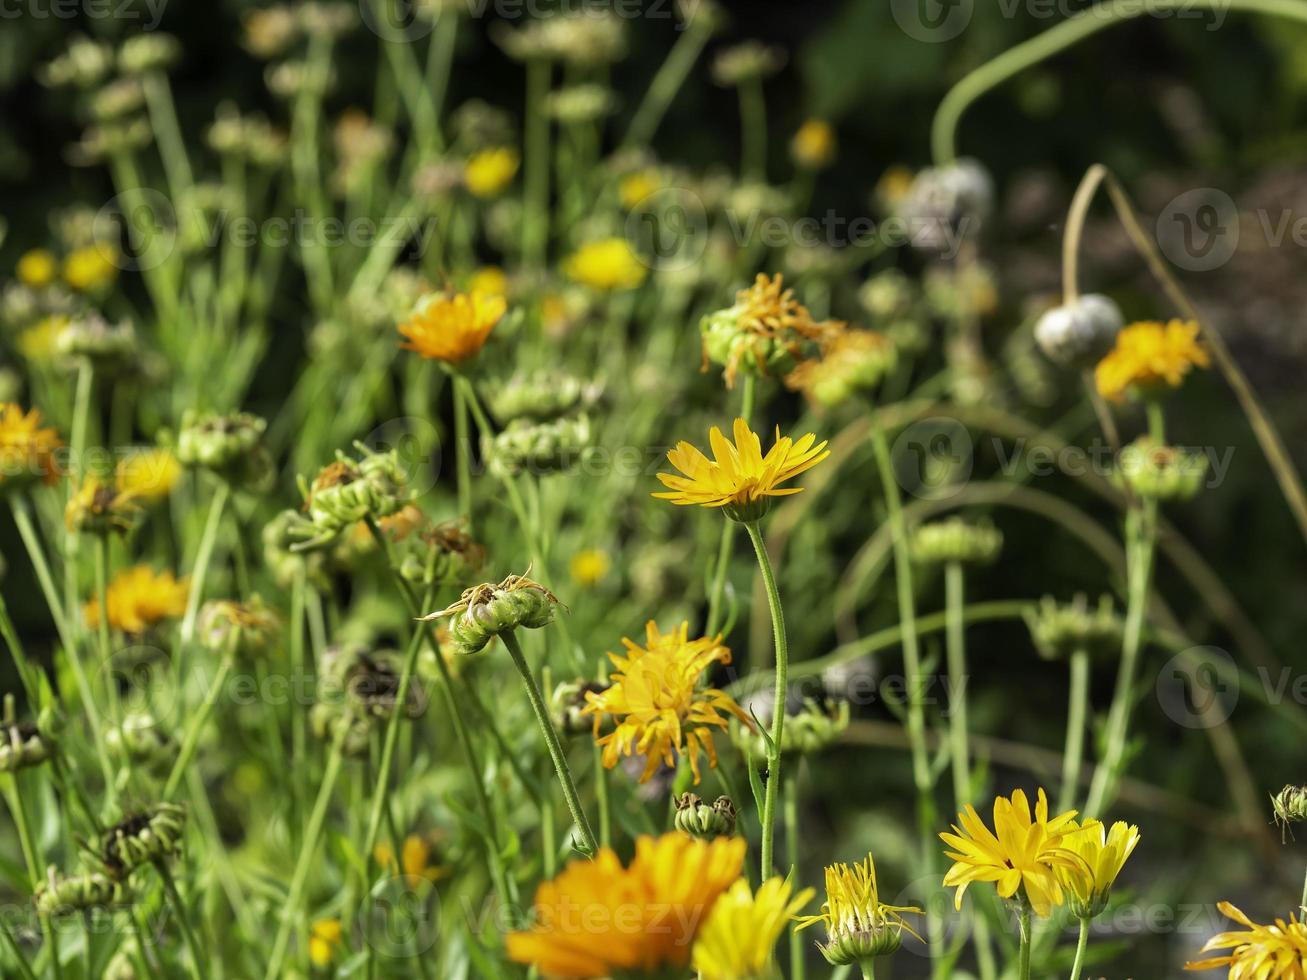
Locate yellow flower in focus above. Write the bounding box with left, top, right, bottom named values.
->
left=563, top=238, right=647, bottom=291
left=373, top=834, right=449, bottom=885
left=397, top=291, right=507, bottom=364
left=618, top=169, right=661, bottom=209
left=467, top=265, right=509, bottom=299
left=568, top=548, right=610, bottom=587
left=0, top=403, right=62, bottom=487
left=582, top=620, right=749, bottom=783
left=17, top=249, right=57, bottom=288
left=795, top=852, right=924, bottom=967
left=506, top=833, right=746, bottom=978
left=653, top=417, right=830, bottom=523
left=84, top=566, right=189, bottom=635
left=792, top=119, right=836, bottom=170
left=308, top=918, right=343, bottom=969
left=940, top=787, right=1085, bottom=917
left=464, top=147, right=519, bottom=198
left=693, top=876, right=814, bottom=980
left=1095, top=320, right=1209, bottom=402
left=1056, top=819, right=1141, bottom=920
left=1185, top=901, right=1307, bottom=978
left=62, top=244, right=119, bottom=292
left=17, top=315, right=69, bottom=363
left=116, top=449, right=181, bottom=501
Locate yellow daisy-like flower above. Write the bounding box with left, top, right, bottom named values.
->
left=581, top=620, right=750, bottom=784
left=1094, top=319, right=1210, bottom=402
left=1185, top=902, right=1307, bottom=978
left=653, top=417, right=830, bottom=523
left=795, top=852, right=924, bottom=967
left=467, top=265, right=509, bottom=299
left=940, top=787, right=1085, bottom=918
left=1055, top=819, right=1141, bottom=920
left=62, top=244, right=119, bottom=293
left=693, top=876, right=815, bottom=980
left=308, top=917, right=343, bottom=969
left=17, top=249, right=57, bottom=288
left=0, top=403, right=62, bottom=488
left=84, top=566, right=189, bottom=635
left=506, top=833, right=746, bottom=979
left=562, top=237, right=647, bottom=291
left=618, top=169, right=661, bottom=209
left=568, top=547, right=610, bottom=587
left=116, top=448, right=181, bottom=502
left=397, top=290, right=507, bottom=364
left=791, top=119, right=836, bottom=170
left=464, top=147, right=520, bottom=198
left=373, top=834, right=449, bottom=886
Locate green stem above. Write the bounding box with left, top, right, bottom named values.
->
left=1068, top=918, right=1090, bottom=980
left=523, top=58, right=551, bottom=272
left=0, top=915, right=39, bottom=980
left=784, top=768, right=803, bottom=980
left=0, top=592, right=39, bottom=711
left=944, top=561, right=971, bottom=808
left=594, top=741, right=611, bottom=849
left=141, top=71, right=196, bottom=199
left=163, top=650, right=235, bottom=799
left=744, top=521, right=787, bottom=879
left=621, top=16, right=712, bottom=149
left=932, top=0, right=1307, bottom=164
left=1059, top=650, right=1090, bottom=814
left=859, top=959, right=876, bottom=980
left=63, top=361, right=93, bottom=655
left=705, top=374, right=756, bottom=637
left=453, top=375, right=473, bottom=531
left=180, top=480, right=231, bottom=646
left=737, top=76, right=767, bottom=183
left=1017, top=905, right=1033, bottom=980
left=154, top=860, right=208, bottom=980
left=501, top=630, right=598, bottom=857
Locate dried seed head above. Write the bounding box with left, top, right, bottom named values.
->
left=420, top=570, right=562, bottom=655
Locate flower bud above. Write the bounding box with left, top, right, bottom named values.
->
left=732, top=697, right=849, bottom=761
left=35, top=869, right=129, bottom=916
left=40, top=35, right=114, bottom=89
left=1114, top=437, right=1207, bottom=501
left=101, top=804, right=186, bottom=877
left=0, top=719, right=52, bottom=772
left=105, top=713, right=176, bottom=776
left=1272, top=785, right=1307, bottom=841
left=487, top=371, right=602, bottom=425
left=90, top=78, right=146, bottom=123
left=1024, top=594, right=1122, bottom=662
left=711, top=41, right=785, bottom=86
left=422, top=571, right=561, bottom=655
left=1034, top=294, right=1124, bottom=369
left=196, top=597, right=280, bottom=659
left=673, top=793, right=737, bottom=839
left=483, top=414, right=593, bottom=478
left=910, top=518, right=1003, bottom=566
left=175, top=410, right=269, bottom=484
left=896, top=159, right=992, bottom=253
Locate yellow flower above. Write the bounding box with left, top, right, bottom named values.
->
left=581, top=620, right=750, bottom=783
left=940, top=787, right=1085, bottom=918
left=308, top=917, right=343, bottom=969
left=116, top=449, right=181, bottom=501
left=0, top=403, right=63, bottom=488
left=17, top=249, right=57, bottom=288
left=1056, top=819, right=1141, bottom=920
left=791, top=119, right=836, bottom=170
left=562, top=238, right=647, bottom=291
left=618, top=169, right=661, bottom=209
left=397, top=290, right=507, bottom=364
left=62, top=244, right=119, bottom=292
left=65, top=476, right=140, bottom=535
left=568, top=548, right=610, bottom=587
left=653, top=417, right=830, bottom=522
left=795, top=852, right=924, bottom=967
left=875, top=165, right=915, bottom=209
left=373, top=834, right=449, bottom=886
left=467, top=265, right=509, bottom=299
left=693, top=876, right=814, bottom=980
left=1185, top=902, right=1307, bottom=978
left=464, top=147, right=519, bottom=198
left=1095, top=319, right=1210, bottom=402
left=84, top=566, right=189, bottom=635
left=17, top=315, right=69, bottom=363
left=506, top=833, right=746, bottom=978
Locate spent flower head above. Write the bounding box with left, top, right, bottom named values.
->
left=420, top=570, right=561, bottom=655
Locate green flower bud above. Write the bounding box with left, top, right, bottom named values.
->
left=673, top=793, right=737, bottom=839
left=910, top=518, right=1003, bottom=567
left=89, top=78, right=146, bottom=123
left=296, top=444, right=412, bottom=549
left=819, top=926, right=904, bottom=968
left=101, top=804, right=186, bottom=877
left=175, top=410, right=269, bottom=480
left=711, top=41, right=785, bottom=86
left=1114, top=437, right=1208, bottom=501
left=35, top=869, right=129, bottom=916
left=1272, top=784, right=1307, bottom=841
left=39, top=35, right=114, bottom=89
left=1024, top=594, right=1122, bottom=662
left=196, top=597, right=280, bottom=659
left=105, top=713, right=176, bottom=776
left=731, top=697, right=849, bottom=762
left=487, top=371, right=602, bottom=425
left=423, top=571, right=562, bottom=655
left=484, top=414, right=593, bottom=478
left=0, top=719, right=52, bottom=772
left=546, top=85, right=617, bottom=124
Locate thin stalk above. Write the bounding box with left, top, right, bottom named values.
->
left=163, top=647, right=236, bottom=799
left=1068, top=918, right=1090, bottom=980
left=63, top=362, right=93, bottom=655
left=180, top=480, right=231, bottom=646
left=0, top=592, right=39, bottom=712
left=154, top=860, right=208, bottom=980
left=1059, top=650, right=1090, bottom=814
left=743, top=521, right=787, bottom=878
left=944, top=561, right=971, bottom=808
left=0, top=916, right=39, bottom=980
left=141, top=71, right=196, bottom=200
left=621, top=16, right=712, bottom=149
left=705, top=374, right=756, bottom=637
left=737, top=76, right=767, bottom=183
left=3, top=775, right=62, bottom=980
left=501, top=630, right=598, bottom=857
left=424, top=10, right=460, bottom=139
left=1017, top=906, right=1033, bottom=980
left=288, top=568, right=308, bottom=845
left=453, top=376, right=473, bottom=530
left=594, top=741, right=611, bottom=849
left=784, top=768, right=803, bottom=980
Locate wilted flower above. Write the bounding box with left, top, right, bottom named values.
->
left=1034, top=294, right=1124, bottom=369
left=383, top=509, right=486, bottom=587
left=1095, top=319, right=1209, bottom=402
left=84, top=566, right=189, bottom=635
left=785, top=329, right=897, bottom=407
left=296, top=444, right=412, bottom=548
left=795, top=852, right=924, bottom=968
left=65, top=476, right=141, bottom=536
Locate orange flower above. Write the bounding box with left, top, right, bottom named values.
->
left=397, top=291, right=506, bottom=364
left=84, top=566, right=189, bottom=634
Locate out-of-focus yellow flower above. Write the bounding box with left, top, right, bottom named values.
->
left=792, top=119, right=836, bottom=170
left=84, top=566, right=189, bottom=634
left=1056, top=819, right=1140, bottom=919
left=1095, top=319, right=1209, bottom=402
left=116, top=449, right=181, bottom=501
left=563, top=238, right=647, bottom=291
left=618, top=169, right=660, bottom=209
left=568, top=548, right=610, bottom=587
left=693, top=876, right=814, bottom=980
left=0, top=403, right=62, bottom=488
left=875, top=165, right=915, bottom=209
left=1185, top=901, right=1307, bottom=978
left=654, top=417, right=830, bottom=522
left=17, top=249, right=57, bottom=288
left=582, top=620, right=749, bottom=783
left=373, top=834, right=449, bottom=885
left=65, top=476, right=140, bottom=535
left=506, top=833, right=746, bottom=978
left=308, top=918, right=343, bottom=969
left=397, top=291, right=507, bottom=364
left=62, top=244, right=119, bottom=292
left=17, top=316, right=69, bottom=363
left=464, top=147, right=519, bottom=198
left=940, top=787, right=1084, bottom=918
left=795, top=852, right=924, bottom=967
left=467, top=265, right=509, bottom=299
